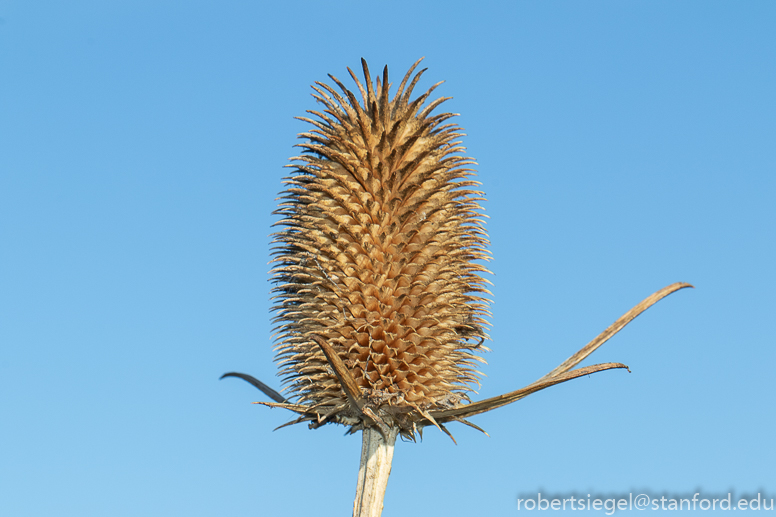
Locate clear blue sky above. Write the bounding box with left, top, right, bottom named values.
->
left=1, top=2, right=774, bottom=516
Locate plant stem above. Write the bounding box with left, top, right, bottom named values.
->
left=353, top=426, right=399, bottom=517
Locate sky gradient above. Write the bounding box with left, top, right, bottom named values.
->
left=1, top=1, right=774, bottom=516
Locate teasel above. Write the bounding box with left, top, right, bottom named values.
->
left=222, top=58, right=692, bottom=517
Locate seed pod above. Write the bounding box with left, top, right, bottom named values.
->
left=270, top=58, right=492, bottom=437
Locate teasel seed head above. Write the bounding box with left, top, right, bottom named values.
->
left=221, top=59, right=691, bottom=446
left=269, top=58, right=492, bottom=437
left=220, top=55, right=692, bottom=517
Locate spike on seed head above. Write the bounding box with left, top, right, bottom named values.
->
left=270, top=58, right=492, bottom=437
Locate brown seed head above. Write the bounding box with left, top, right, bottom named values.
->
left=271, top=58, right=492, bottom=436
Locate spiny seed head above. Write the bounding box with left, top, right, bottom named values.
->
left=270, top=58, right=491, bottom=436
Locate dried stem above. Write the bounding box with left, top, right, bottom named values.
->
left=353, top=427, right=398, bottom=517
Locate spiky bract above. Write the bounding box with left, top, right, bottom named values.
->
left=271, top=58, right=491, bottom=436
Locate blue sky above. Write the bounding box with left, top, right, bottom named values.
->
left=1, top=1, right=774, bottom=516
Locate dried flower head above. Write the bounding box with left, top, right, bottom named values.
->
left=222, top=58, right=691, bottom=445
left=266, top=58, right=490, bottom=438
left=222, top=58, right=692, bottom=516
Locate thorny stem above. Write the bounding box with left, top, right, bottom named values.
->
left=353, top=427, right=399, bottom=517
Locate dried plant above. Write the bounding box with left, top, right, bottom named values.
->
left=222, top=58, right=692, bottom=517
